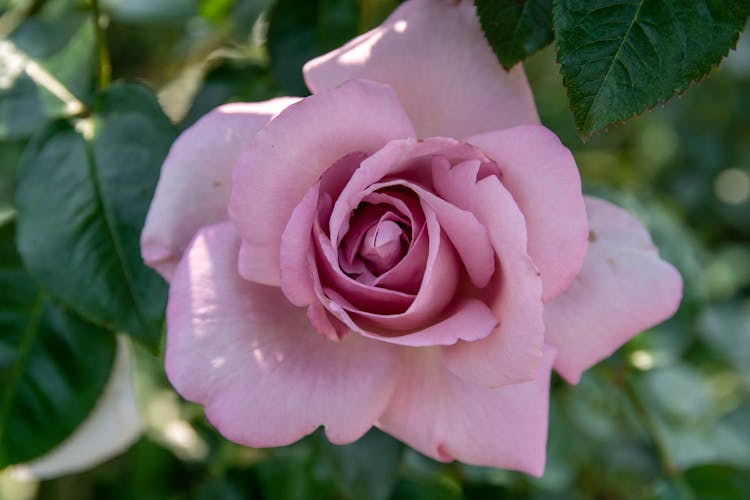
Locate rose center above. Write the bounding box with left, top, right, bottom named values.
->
left=359, top=219, right=408, bottom=274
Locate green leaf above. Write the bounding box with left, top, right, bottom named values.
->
left=320, top=428, right=402, bottom=500
left=267, top=0, right=359, bottom=95
left=683, top=465, right=750, bottom=500
left=15, top=83, right=175, bottom=352
left=475, top=0, right=554, bottom=69
left=635, top=367, right=750, bottom=470
left=0, top=8, right=95, bottom=139
left=0, top=220, right=117, bottom=467
left=256, top=436, right=337, bottom=500
left=697, top=300, right=750, bottom=376
left=553, top=0, right=750, bottom=138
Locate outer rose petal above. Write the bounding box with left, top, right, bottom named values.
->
left=544, top=197, right=683, bottom=384
left=467, top=125, right=588, bottom=301
left=304, top=0, right=539, bottom=138
left=230, top=79, right=415, bottom=286
left=166, top=222, right=401, bottom=446
left=378, top=346, right=555, bottom=477
left=141, top=98, right=298, bottom=281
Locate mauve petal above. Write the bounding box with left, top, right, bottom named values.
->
left=141, top=98, right=298, bottom=280
left=435, top=160, right=545, bottom=387
left=327, top=137, right=488, bottom=255
left=306, top=302, right=342, bottom=341
left=366, top=176, right=496, bottom=289
left=378, top=345, right=555, bottom=476
left=304, top=0, right=539, bottom=137
left=330, top=205, right=458, bottom=331
left=340, top=297, right=499, bottom=347
left=314, top=219, right=416, bottom=314
left=341, top=204, right=407, bottom=271
left=373, top=223, right=428, bottom=293
left=230, top=79, right=415, bottom=286
left=544, top=197, right=683, bottom=384
left=280, top=183, right=320, bottom=306
left=466, top=126, right=588, bottom=301
left=166, top=222, right=401, bottom=446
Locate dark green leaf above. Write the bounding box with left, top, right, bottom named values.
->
left=475, top=0, right=554, bottom=69
left=15, top=83, right=174, bottom=352
left=0, top=220, right=116, bottom=467
left=267, top=0, right=358, bottom=95
left=683, top=465, right=750, bottom=500
left=554, top=0, right=750, bottom=137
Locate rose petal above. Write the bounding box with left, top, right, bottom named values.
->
left=304, top=0, right=539, bottom=137
left=230, top=79, right=415, bottom=286
left=544, top=197, right=683, bottom=384
left=280, top=183, right=320, bottom=306
left=378, top=345, right=555, bottom=476
left=435, top=160, right=545, bottom=387
left=368, top=175, right=497, bottom=289
left=141, top=98, right=298, bottom=280
left=314, top=219, right=417, bottom=314
left=166, top=222, right=401, bottom=446
left=467, top=125, right=588, bottom=301
left=328, top=138, right=495, bottom=288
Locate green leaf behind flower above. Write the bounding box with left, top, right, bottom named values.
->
left=474, top=0, right=554, bottom=70
left=15, top=83, right=174, bottom=352
left=0, top=219, right=116, bottom=467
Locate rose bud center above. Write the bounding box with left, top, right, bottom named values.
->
left=360, top=218, right=408, bottom=274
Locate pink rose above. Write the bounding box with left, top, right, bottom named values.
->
left=141, top=0, right=682, bottom=476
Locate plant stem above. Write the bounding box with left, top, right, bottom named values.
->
left=91, top=0, right=111, bottom=90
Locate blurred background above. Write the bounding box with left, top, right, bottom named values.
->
left=1, top=0, right=749, bottom=498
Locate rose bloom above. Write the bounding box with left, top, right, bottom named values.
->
left=141, top=0, right=682, bottom=475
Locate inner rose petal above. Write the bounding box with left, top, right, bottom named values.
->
left=360, top=219, right=408, bottom=273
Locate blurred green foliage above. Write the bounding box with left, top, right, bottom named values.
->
left=0, top=0, right=749, bottom=498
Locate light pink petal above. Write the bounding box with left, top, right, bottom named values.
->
left=378, top=345, right=555, bottom=476
left=544, top=197, right=683, bottom=384
left=230, top=79, right=415, bottom=286
left=467, top=126, right=588, bottom=301
left=435, top=160, right=545, bottom=387
left=141, top=98, right=298, bottom=280
left=304, top=0, right=539, bottom=137
left=166, top=222, right=401, bottom=446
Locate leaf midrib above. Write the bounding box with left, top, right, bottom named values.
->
left=580, top=0, right=645, bottom=132
left=82, top=132, right=151, bottom=338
